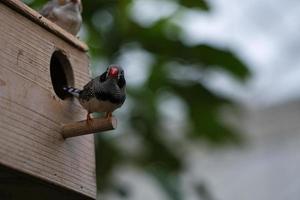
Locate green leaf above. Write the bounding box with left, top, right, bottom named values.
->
left=126, top=20, right=250, bottom=80
left=95, top=135, right=122, bottom=190
left=179, top=0, right=210, bottom=10
left=169, top=82, right=242, bottom=144
left=128, top=88, right=182, bottom=172
left=149, top=170, right=182, bottom=200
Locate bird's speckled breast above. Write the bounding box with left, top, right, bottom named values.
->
left=79, top=97, right=121, bottom=113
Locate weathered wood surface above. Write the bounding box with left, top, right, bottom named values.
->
left=0, top=2, right=96, bottom=199
left=1, top=0, right=88, bottom=52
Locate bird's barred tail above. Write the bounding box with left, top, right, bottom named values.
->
left=63, top=86, right=81, bottom=97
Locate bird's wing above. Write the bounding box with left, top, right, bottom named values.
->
left=79, top=78, right=96, bottom=101
left=39, top=1, right=56, bottom=17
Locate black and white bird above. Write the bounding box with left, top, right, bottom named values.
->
left=40, top=0, right=82, bottom=35
left=63, top=65, right=126, bottom=122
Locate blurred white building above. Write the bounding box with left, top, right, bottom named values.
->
left=183, top=100, right=300, bottom=200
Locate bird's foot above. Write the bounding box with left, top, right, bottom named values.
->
left=86, top=113, right=93, bottom=125
left=105, top=112, right=113, bottom=120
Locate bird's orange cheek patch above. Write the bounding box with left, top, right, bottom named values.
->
left=58, top=0, right=66, bottom=5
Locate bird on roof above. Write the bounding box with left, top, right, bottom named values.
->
left=63, top=65, right=126, bottom=122
left=39, top=0, right=82, bottom=35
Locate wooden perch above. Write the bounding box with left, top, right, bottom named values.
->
left=61, top=117, right=117, bottom=138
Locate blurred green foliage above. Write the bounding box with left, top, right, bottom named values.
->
left=28, top=0, right=250, bottom=199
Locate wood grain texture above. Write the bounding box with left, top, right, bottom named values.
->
left=1, top=0, right=88, bottom=52
left=0, top=2, right=96, bottom=199
left=62, top=117, right=117, bottom=138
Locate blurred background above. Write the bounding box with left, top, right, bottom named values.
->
left=25, top=0, right=300, bottom=199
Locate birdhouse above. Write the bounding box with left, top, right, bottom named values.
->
left=0, top=0, right=96, bottom=199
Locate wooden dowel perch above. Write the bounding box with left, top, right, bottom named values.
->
left=61, top=116, right=117, bottom=138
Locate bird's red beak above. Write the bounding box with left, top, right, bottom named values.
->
left=108, top=67, right=119, bottom=77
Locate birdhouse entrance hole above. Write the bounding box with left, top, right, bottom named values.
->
left=50, top=50, right=74, bottom=99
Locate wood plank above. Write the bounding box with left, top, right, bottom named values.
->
left=1, top=0, right=88, bottom=52
left=0, top=2, right=96, bottom=199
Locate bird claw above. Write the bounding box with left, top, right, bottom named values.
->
left=105, top=112, right=112, bottom=120
left=86, top=113, right=92, bottom=125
